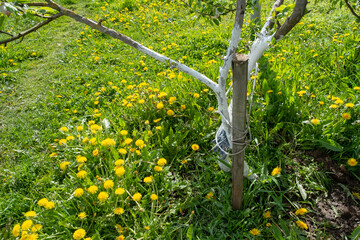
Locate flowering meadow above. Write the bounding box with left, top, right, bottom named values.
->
left=1, top=0, right=360, bottom=239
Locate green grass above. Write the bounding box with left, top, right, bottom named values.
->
left=0, top=0, right=359, bottom=239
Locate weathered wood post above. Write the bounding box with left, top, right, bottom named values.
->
left=231, top=53, right=249, bottom=210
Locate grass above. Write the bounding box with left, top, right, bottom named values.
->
left=0, top=0, right=359, bottom=239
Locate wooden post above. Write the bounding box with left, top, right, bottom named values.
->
left=231, top=53, right=249, bottom=210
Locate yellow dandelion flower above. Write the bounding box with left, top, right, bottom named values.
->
left=60, top=126, right=69, bottom=132
left=271, top=167, right=281, bottom=176
left=37, top=198, right=48, bottom=207
left=115, top=159, right=124, bottom=166
left=181, top=105, right=186, bottom=111
left=49, top=152, right=57, bottom=157
left=169, top=97, right=176, bottom=104
left=191, top=144, right=199, bottom=151
left=296, top=220, right=308, bottom=230
left=132, top=193, right=142, bottom=202
left=77, top=156, right=87, bottom=163
left=77, top=170, right=87, bottom=179
left=120, top=130, right=128, bottom=136
left=157, top=158, right=167, bottom=166
left=348, top=158, right=358, bottom=166
left=21, top=220, right=33, bottom=230
left=76, top=126, right=83, bottom=131
left=82, top=137, right=89, bottom=143
left=135, top=139, right=145, bottom=149
left=116, top=235, right=125, bottom=240
left=342, top=113, right=351, bottom=120
left=24, top=211, right=36, bottom=218
left=354, top=86, right=360, bottom=90
left=144, top=226, right=150, bottom=230
left=345, top=103, right=354, bottom=108
left=208, top=107, right=214, bottom=112
left=115, top=188, right=125, bottom=195
left=12, top=224, right=20, bottom=237
left=73, top=229, right=86, bottom=240
left=295, top=208, right=308, bottom=215
left=59, top=139, right=67, bottom=146
left=150, top=194, right=158, bottom=201
left=93, top=148, right=99, bottom=156
left=267, top=90, right=273, bottom=93
left=115, top=166, right=126, bottom=177
left=157, top=102, right=164, bottom=109
left=78, top=212, right=86, bottom=219
left=193, top=93, right=200, bottom=98
left=153, top=118, right=161, bottom=123
left=114, top=207, right=124, bottom=215
left=266, top=223, right=271, bottom=227
left=124, top=138, right=133, bottom=145
left=335, top=99, right=344, bottom=105
left=311, top=119, right=320, bottom=125
left=87, top=185, right=98, bottom=194
left=90, top=124, right=101, bottom=131
left=31, top=224, right=42, bottom=233
left=74, top=188, right=84, bottom=197
left=104, top=180, right=114, bottom=189
left=44, top=201, right=55, bottom=209
left=118, top=148, right=127, bottom=154
left=101, top=138, right=116, bottom=147
left=263, top=211, right=271, bottom=218
left=318, top=101, right=324, bottom=105
left=167, top=109, right=175, bottom=116
left=66, top=135, right=75, bottom=141
left=89, top=137, right=96, bottom=145
left=144, top=176, right=153, bottom=183
left=250, top=228, right=260, bottom=236
left=60, top=161, right=70, bottom=171
left=98, top=192, right=109, bottom=202
left=154, top=166, right=163, bottom=172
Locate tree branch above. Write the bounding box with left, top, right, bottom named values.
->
left=45, top=0, right=219, bottom=92
left=274, top=0, right=308, bottom=40
left=344, top=0, right=360, bottom=21
left=0, top=12, right=63, bottom=45
left=0, top=30, right=13, bottom=37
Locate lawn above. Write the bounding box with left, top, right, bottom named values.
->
left=0, top=0, right=359, bottom=239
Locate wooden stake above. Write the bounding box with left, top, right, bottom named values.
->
left=231, top=53, right=249, bottom=210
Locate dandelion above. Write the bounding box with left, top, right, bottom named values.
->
left=342, top=113, right=351, bottom=120
left=181, top=105, right=186, bottom=111
left=156, top=102, right=164, bottom=109
left=12, top=224, right=20, bottom=237
left=120, top=130, right=128, bottom=136
left=24, top=211, right=36, bottom=218
left=263, top=211, right=271, bottom=218
left=49, top=152, right=57, bottom=157
left=153, top=118, right=161, bottom=123
left=60, top=126, right=69, bottom=132
left=116, top=235, right=125, bottom=240
left=250, top=228, right=261, bottom=236
left=104, top=180, right=114, bottom=189
left=154, top=166, right=163, bottom=172
left=135, top=139, right=145, bottom=149
left=77, top=156, right=87, bottom=163
left=295, top=208, right=308, bottom=215
left=296, top=90, right=306, bottom=97
left=169, top=97, right=176, bottom=104
left=144, top=226, right=150, bottom=230
left=74, top=188, right=84, bottom=197
left=311, top=119, right=320, bottom=125
left=167, top=109, right=175, bottom=116
left=90, top=124, right=101, bottom=131
left=73, top=229, right=86, bottom=240
left=114, top=208, right=125, bottom=215
left=78, top=212, right=86, bottom=219
left=330, top=104, right=339, bottom=109
left=124, top=138, right=133, bottom=145
left=59, top=139, right=67, bottom=145
left=77, top=126, right=83, bottom=131
left=144, top=176, right=153, bottom=183
left=98, top=192, right=109, bottom=202
left=156, top=126, right=162, bottom=130
left=191, top=144, right=199, bottom=151
left=266, top=223, right=271, bottom=227
left=271, top=167, right=281, bottom=176
left=345, top=103, right=354, bottom=108
left=37, top=198, right=48, bottom=207
left=296, top=220, right=308, bottom=230
left=93, top=148, right=99, bottom=156
left=208, top=107, right=214, bottom=112
left=44, top=201, right=55, bottom=209
left=60, top=161, right=70, bottom=170
left=318, top=101, right=324, bottom=105
left=101, top=138, right=116, bottom=147
left=66, top=135, right=75, bottom=141
left=150, top=194, right=158, bottom=201
left=87, top=185, right=98, bottom=194
left=115, top=188, right=125, bottom=195
left=82, top=137, right=89, bottom=143
left=132, top=193, right=142, bottom=202
left=158, top=92, right=168, bottom=98
left=118, top=148, right=127, bottom=154
left=31, top=224, right=42, bottom=233
left=267, top=90, right=273, bottom=93
left=205, top=192, right=214, bottom=199
left=21, top=220, right=33, bottom=230
left=115, top=159, right=124, bottom=166
left=115, top=166, right=126, bottom=177
left=157, top=158, right=167, bottom=166
left=335, top=99, right=344, bottom=105
left=193, top=93, right=200, bottom=98
left=348, top=158, right=358, bottom=166
left=89, top=137, right=96, bottom=145
left=77, top=170, right=88, bottom=179
left=354, top=86, right=360, bottom=90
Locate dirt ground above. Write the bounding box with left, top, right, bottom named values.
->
left=307, top=150, right=360, bottom=239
